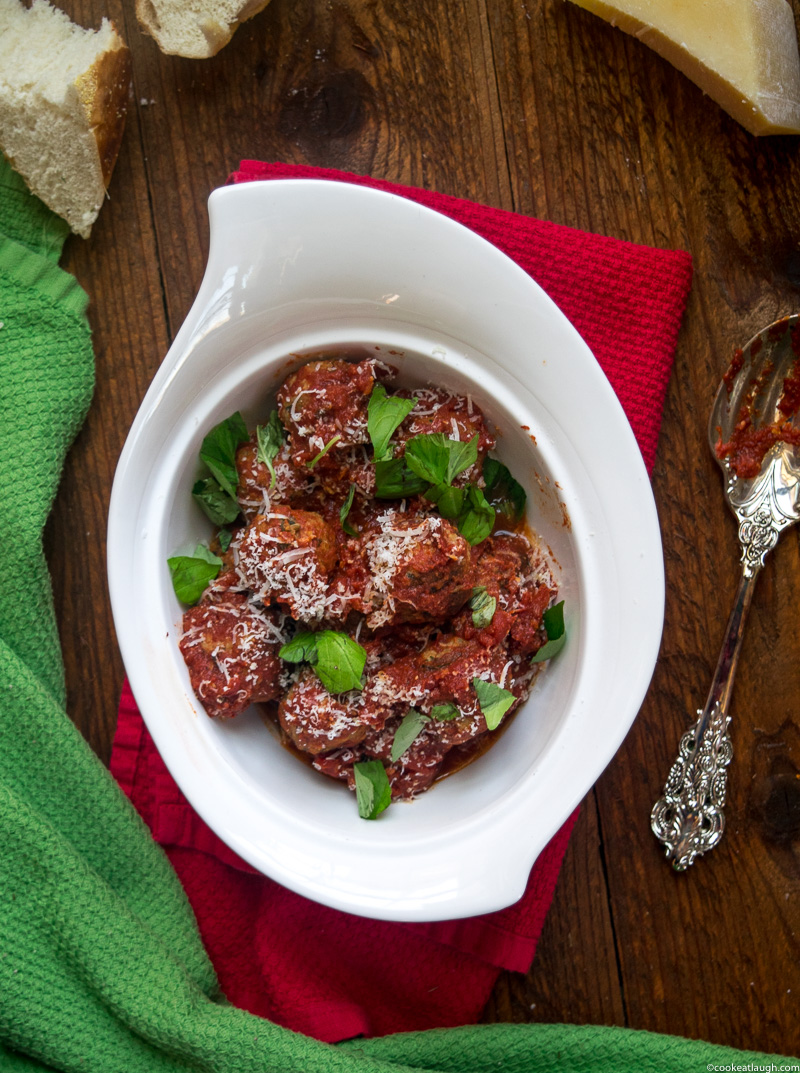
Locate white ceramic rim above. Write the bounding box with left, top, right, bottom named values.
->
left=108, top=179, right=664, bottom=921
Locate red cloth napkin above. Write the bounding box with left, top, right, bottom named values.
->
left=111, top=162, right=692, bottom=1045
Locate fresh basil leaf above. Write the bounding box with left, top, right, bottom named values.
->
left=339, top=483, right=358, bottom=537
left=483, top=457, right=527, bottom=523
left=390, top=709, right=430, bottom=762
left=404, top=433, right=477, bottom=486
left=278, top=631, right=320, bottom=665
left=315, top=631, right=367, bottom=693
left=430, top=702, right=460, bottom=721
left=472, top=677, right=515, bottom=731
left=374, top=457, right=431, bottom=499
left=543, top=599, right=565, bottom=637
left=424, top=482, right=465, bottom=519
left=456, top=485, right=495, bottom=546
left=218, top=528, right=233, bottom=553
left=279, top=630, right=367, bottom=693
left=167, top=544, right=222, bottom=605
left=307, top=434, right=342, bottom=468
left=353, top=760, right=392, bottom=820
left=199, top=412, right=249, bottom=499
left=531, top=600, right=567, bottom=663
left=470, top=586, right=497, bottom=628
left=444, top=434, right=479, bottom=483
left=256, top=411, right=285, bottom=489
left=192, top=476, right=241, bottom=526
left=368, top=385, right=416, bottom=462
left=403, top=434, right=450, bottom=484
left=191, top=542, right=223, bottom=566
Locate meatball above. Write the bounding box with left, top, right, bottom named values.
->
left=453, top=533, right=556, bottom=656
left=312, top=746, right=362, bottom=783
left=361, top=509, right=475, bottom=628
left=235, top=438, right=310, bottom=518
left=361, top=633, right=512, bottom=733
left=277, top=357, right=389, bottom=469
left=233, top=506, right=337, bottom=624
left=360, top=718, right=451, bottom=800
left=305, top=445, right=377, bottom=500
left=179, top=593, right=284, bottom=719
left=279, top=667, right=368, bottom=755
left=395, top=387, right=496, bottom=484
left=312, top=719, right=450, bottom=801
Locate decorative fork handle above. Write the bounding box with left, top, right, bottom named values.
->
left=651, top=565, right=758, bottom=870
left=651, top=452, right=798, bottom=870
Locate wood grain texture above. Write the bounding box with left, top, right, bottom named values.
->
left=482, top=796, right=627, bottom=1029
left=41, top=0, right=800, bottom=1055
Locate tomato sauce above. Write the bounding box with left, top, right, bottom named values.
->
left=716, top=347, right=800, bottom=479
left=178, top=357, right=559, bottom=803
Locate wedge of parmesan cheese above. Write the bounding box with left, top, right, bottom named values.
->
left=566, top=0, right=800, bottom=135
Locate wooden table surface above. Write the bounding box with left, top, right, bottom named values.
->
left=46, top=0, right=800, bottom=1057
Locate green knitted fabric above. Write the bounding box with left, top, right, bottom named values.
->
left=0, top=152, right=793, bottom=1071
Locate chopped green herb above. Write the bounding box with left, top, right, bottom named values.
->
left=217, top=528, right=233, bottom=553
left=483, top=457, right=526, bottom=523
left=470, top=586, right=497, bottom=628
left=315, top=631, right=366, bottom=693
left=278, top=630, right=321, bottom=665
left=456, top=485, right=495, bottom=546
left=443, top=435, right=479, bottom=483
left=368, top=384, right=416, bottom=462
left=472, top=677, right=515, bottom=731
left=167, top=543, right=222, bottom=605
left=531, top=600, right=567, bottom=663
left=339, top=483, right=358, bottom=537
left=390, top=709, right=430, bottom=762
left=192, top=476, right=240, bottom=526
left=256, top=410, right=285, bottom=489
left=404, top=432, right=477, bottom=486
left=199, top=412, right=249, bottom=499
left=424, top=482, right=465, bottom=519
left=374, top=456, right=430, bottom=499
left=279, top=630, right=367, bottom=694
left=353, top=760, right=392, bottom=820
left=430, top=702, right=460, bottom=721
left=307, top=434, right=342, bottom=468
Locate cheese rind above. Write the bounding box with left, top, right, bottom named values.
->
left=567, top=0, right=800, bottom=135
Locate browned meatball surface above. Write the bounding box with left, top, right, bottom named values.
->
left=233, top=506, right=337, bottom=624
left=452, top=533, right=555, bottom=655
left=279, top=667, right=369, bottom=755
left=357, top=509, right=475, bottom=628
left=179, top=593, right=284, bottom=719
left=235, top=439, right=311, bottom=519
left=277, top=357, right=389, bottom=468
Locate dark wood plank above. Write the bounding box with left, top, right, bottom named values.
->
left=45, top=0, right=170, bottom=762
left=124, top=0, right=515, bottom=328
left=483, top=792, right=627, bottom=1029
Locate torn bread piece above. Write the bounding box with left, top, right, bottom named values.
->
left=136, top=0, right=273, bottom=59
left=567, top=0, right=800, bottom=136
left=0, top=0, right=131, bottom=238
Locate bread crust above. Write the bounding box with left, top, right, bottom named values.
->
left=75, top=29, right=131, bottom=188
left=135, top=0, right=273, bottom=58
